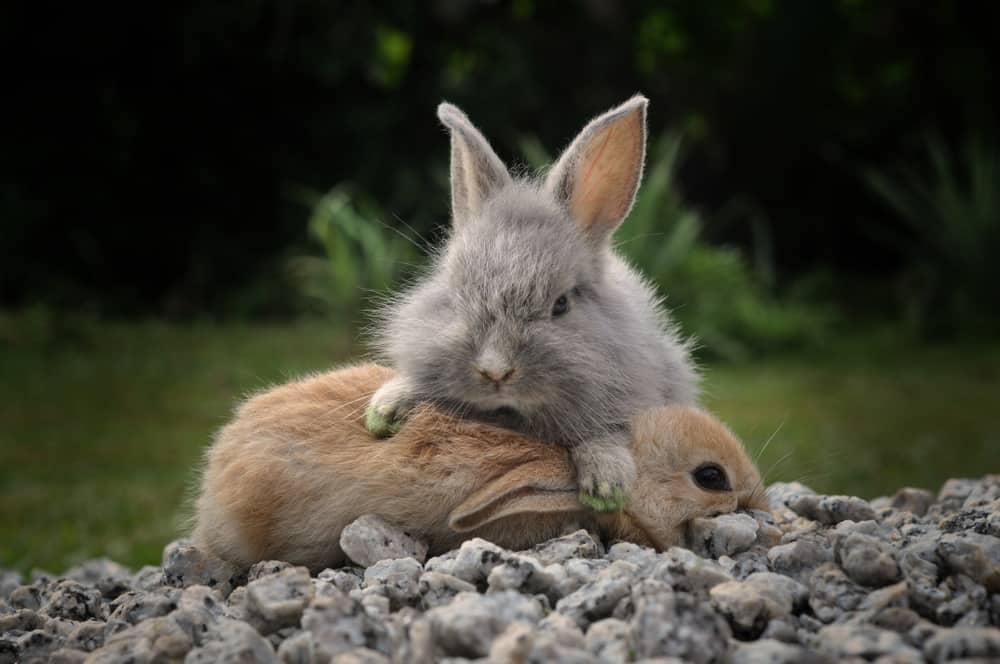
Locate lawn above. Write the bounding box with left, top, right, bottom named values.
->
left=1, top=319, right=998, bottom=574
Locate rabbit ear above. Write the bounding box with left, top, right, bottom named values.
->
left=437, top=102, right=512, bottom=229
left=448, top=460, right=580, bottom=532
left=544, top=95, right=648, bottom=243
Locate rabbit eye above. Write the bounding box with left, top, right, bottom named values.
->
left=551, top=293, right=570, bottom=317
left=693, top=464, right=731, bottom=492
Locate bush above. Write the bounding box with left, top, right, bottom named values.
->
left=866, top=137, right=1000, bottom=339
left=288, top=185, right=423, bottom=320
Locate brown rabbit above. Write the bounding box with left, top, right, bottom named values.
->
left=193, top=364, right=766, bottom=571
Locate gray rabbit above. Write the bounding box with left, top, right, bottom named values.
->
left=365, top=95, right=698, bottom=511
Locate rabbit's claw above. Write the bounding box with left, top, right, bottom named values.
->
left=365, top=403, right=402, bottom=438
left=579, top=484, right=629, bottom=512
left=573, top=440, right=636, bottom=513
left=365, top=376, right=414, bottom=438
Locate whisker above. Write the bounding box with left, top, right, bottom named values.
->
left=613, top=232, right=666, bottom=249
left=366, top=213, right=427, bottom=254
left=391, top=212, right=434, bottom=253
left=333, top=391, right=381, bottom=421
left=788, top=470, right=830, bottom=485
left=762, top=449, right=796, bottom=484
left=755, top=419, right=786, bottom=464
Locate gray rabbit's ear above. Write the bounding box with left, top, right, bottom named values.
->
left=448, top=460, right=581, bottom=532
left=544, top=95, right=648, bottom=243
left=437, top=102, right=512, bottom=229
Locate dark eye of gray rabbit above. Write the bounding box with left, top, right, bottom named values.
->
left=551, top=294, right=569, bottom=317
left=692, top=464, right=731, bottom=492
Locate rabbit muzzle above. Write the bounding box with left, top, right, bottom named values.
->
left=473, top=345, right=517, bottom=388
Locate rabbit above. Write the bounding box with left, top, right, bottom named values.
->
left=193, top=364, right=765, bottom=572
left=365, top=95, right=698, bottom=513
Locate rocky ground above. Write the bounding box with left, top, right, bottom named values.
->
left=2, top=476, right=999, bottom=663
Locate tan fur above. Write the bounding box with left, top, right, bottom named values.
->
left=544, top=94, right=648, bottom=238
left=572, top=108, right=643, bottom=232
left=193, top=364, right=766, bottom=571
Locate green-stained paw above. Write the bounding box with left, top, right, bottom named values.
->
left=579, top=485, right=629, bottom=513
left=365, top=404, right=402, bottom=438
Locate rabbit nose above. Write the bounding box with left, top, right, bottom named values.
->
left=477, top=365, right=516, bottom=385
left=474, top=347, right=515, bottom=385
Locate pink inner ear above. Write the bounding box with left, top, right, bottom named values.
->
left=572, top=112, right=642, bottom=232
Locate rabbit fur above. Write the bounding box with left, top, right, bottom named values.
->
left=367, top=95, right=698, bottom=511
left=194, top=364, right=765, bottom=572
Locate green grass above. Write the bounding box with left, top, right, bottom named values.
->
left=0, top=320, right=358, bottom=575
left=1, top=319, right=997, bottom=574
left=700, top=338, right=1000, bottom=498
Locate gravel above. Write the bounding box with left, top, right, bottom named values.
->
left=2, top=475, right=999, bottom=662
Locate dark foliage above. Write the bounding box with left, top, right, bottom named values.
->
left=2, top=1, right=996, bottom=316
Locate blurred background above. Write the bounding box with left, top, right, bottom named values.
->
left=2, top=1, right=998, bottom=573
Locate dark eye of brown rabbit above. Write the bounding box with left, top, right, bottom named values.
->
left=551, top=293, right=569, bottom=317
left=692, top=463, right=731, bottom=492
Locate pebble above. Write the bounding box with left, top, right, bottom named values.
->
left=837, top=532, right=902, bottom=587
left=331, top=647, right=390, bottom=664
left=417, top=571, right=476, bottom=609
left=86, top=614, right=197, bottom=663
left=107, top=589, right=177, bottom=625
left=63, top=559, right=132, bottom=601
left=49, top=648, right=88, bottom=664
left=585, top=618, right=631, bottom=663
left=730, top=638, right=824, bottom=664
left=130, top=565, right=166, bottom=592
left=766, top=481, right=817, bottom=508
left=936, top=531, right=1000, bottom=592
left=248, top=560, right=294, bottom=582
left=486, top=555, right=556, bottom=596
left=889, top=487, right=936, bottom=517
left=788, top=494, right=877, bottom=525
left=339, top=515, right=429, bottom=568
left=426, top=590, right=543, bottom=658
left=923, top=626, right=1000, bottom=661
left=162, top=538, right=244, bottom=595
left=185, top=618, right=277, bottom=663
left=815, top=623, right=922, bottom=659
left=519, top=529, right=603, bottom=566
left=1, top=476, right=998, bottom=662
left=630, top=582, right=732, bottom=663
left=709, top=572, right=808, bottom=638
left=317, top=567, right=363, bottom=595
left=64, top=619, right=105, bottom=652
left=687, top=513, right=760, bottom=558
left=424, top=538, right=510, bottom=588
left=653, top=547, right=733, bottom=591
left=767, top=537, right=834, bottom=582
left=361, top=557, right=423, bottom=610
left=300, top=590, right=393, bottom=660
left=555, top=561, right=636, bottom=629
left=245, top=566, right=314, bottom=634
left=38, top=580, right=104, bottom=622
left=808, top=562, right=869, bottom=623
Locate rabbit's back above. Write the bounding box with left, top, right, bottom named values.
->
left=194, top=364, right=393, bottom=567
left=193, top=364, right=578, bottom=569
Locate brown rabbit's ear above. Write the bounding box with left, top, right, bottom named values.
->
left=437, top=102, right=512, bottom=230
left=448, top=460, right=581, bottom=532
left=544, top=95, right=648, bottom=243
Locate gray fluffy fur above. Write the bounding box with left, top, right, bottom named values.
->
left=369, top=96, right=698, bottom=498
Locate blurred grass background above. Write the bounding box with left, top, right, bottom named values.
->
left=2, top=318, right=997, bottom=573
left=2, top=1, right=999, bottom=573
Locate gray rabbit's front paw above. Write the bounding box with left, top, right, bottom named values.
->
left=365, top=376, right=416, bottom=438
left=572, top=438, right=637, bottom=513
